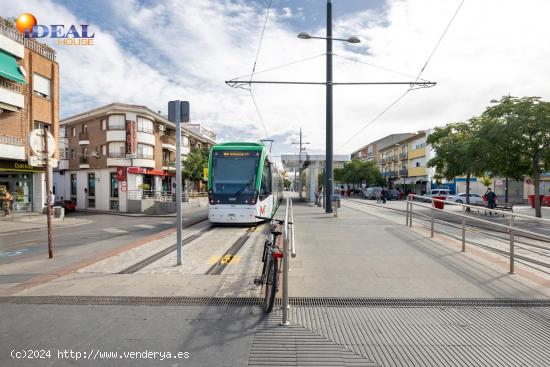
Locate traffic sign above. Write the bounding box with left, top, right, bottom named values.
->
left=121, top=186, right=127, bottom=192
left=121, top=181, right=127, bottom=187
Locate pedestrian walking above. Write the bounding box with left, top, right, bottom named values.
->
left=1, top=189, right=13, bottom=216
left=485, top=188, right=497, bottom=215
left=380, top=187, right=387, bottom=204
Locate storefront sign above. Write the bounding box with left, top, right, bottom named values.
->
left=128, top=167, right=167, bottom=176
left=0, top=159, right=45, bottom=172
left=116, top=166, right=127, bottom=181
left=125, top=120, right=136, bottom=155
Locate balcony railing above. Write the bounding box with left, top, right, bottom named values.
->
left=0, top=134, right=22, bottom=146
left=382, top=171, right=397, bottom=178
left=161, top=135, right=176, bottom=145
left=400, top=152, right=408, bottom=159
left=391, top=155, right=398, bottom=162
left=79, top=156, right=89, bottom=164
left=108, top=152, right=126, bottom=158
left=79, top=132, right=89, bottom=141
left=399, top=168, right=408, bottom=176
left=0, top=77, right=24, bottom=94
left=0, top=22, right=56, bottom=61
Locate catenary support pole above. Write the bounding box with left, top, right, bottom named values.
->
left=43, top=127, right=53, bottom=259
left=325, top=0, right=333, bottom=214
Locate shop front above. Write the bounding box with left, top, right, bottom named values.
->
left=0, top=159, right=46, bottom=212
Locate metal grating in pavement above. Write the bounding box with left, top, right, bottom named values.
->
left=1, top=296, right=550, bottom=307
left=249, top=312, right=379, bottom=367
left=290, top=306, right=550, bottom=367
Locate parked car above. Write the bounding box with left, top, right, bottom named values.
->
left=364, top=187, right=383, bottom=200
left=387, top=190, right=401, bottom=200
left=54, top=200, right=76, bottom=212
left=447, top=193, right=484, bottom=205
left=421, top=189, right=451, bottom=202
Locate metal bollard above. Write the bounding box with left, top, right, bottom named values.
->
left=405, top=201, right=409, bottom=226
left=461, top=206, right=466, bottom=252
left=509, top=215, right=514, bottom=274
left=409, top=201, right=413, bottom=228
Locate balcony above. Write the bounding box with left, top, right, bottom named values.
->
left=57, top=159, right=69, bottom=170
left=79, top=132, right=89, bottom=145
left=0, top=78, right=24, bottom=110
left=161, top=135, right=176, bottom=151
left=0, top=22, right=56, bottom=61
left=399, top=168, right=408, bottom=177
left=382, top=171, right=397, bottom=178
left=0, top=134, right=25, bottom=160
left=79, top=156, right=89, bottom=169
left=400, top=152, right=408, bottom=160
left=391, top=155, right=398, bottom=162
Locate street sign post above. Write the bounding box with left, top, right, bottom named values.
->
left=168, top=100, right=190, bottom=265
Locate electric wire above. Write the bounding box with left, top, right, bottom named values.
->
left=249, top=0, right=273, bottom=139
left=333, top=53, right=428, bottom=82
left=338, top=0, right=466, bottom=151
left=230, top=53, right=326, bottom=82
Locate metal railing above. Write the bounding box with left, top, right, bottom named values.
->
left=78, top=132, right=89, bottom=141
left=281, top=195, right=296, bottom=326
left=126, top=190, right=208, bottom=202
left=0, top=77, right=24, bottom=93
left=0, top=22, right=56, bottom=61
left=0, top=134, right=23, bottom=146
left=405, top=194, right=550, bottom=274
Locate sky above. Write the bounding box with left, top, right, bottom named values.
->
left=3, top=0, right=550, bottom=160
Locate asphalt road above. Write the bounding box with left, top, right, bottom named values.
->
left=0, top=208, right=208, bottom=280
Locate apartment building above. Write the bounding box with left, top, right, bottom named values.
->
left=0, top=17, right=59, bottom=212
left=350, top=133, right=414, bottom=163
left=53, top=103, right=216, bottom=212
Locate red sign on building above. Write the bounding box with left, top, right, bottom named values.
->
left=116, top=166, right=127, bottom=181
left=126, top=119, right=136, bottom=155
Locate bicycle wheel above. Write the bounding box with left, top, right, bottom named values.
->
left=264, top=256, right=278, bottom=313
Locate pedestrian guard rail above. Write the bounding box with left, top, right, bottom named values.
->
left=281, top=195, right=296, bottom=325
left=405, top=194, right=550, bottom=274
left=126, top=190, right=208, bottom=202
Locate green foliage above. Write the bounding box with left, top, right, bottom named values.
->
left=138, top=183, right=150, bottom=190
left=183, top=147, right=210, bottom=182
left=333, top=159, right=384, bottom=187
left=283, top=178, right=291, bottom=189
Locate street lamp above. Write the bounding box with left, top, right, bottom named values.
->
left=298, top=0, right=360, bottom=213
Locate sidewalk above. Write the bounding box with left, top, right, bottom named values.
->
left=289, top=200, right=550, bottom=299
left=0, top=213, right=90, bottom=235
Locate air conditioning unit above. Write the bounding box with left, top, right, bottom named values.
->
left=91, top=151, right=100, bottom=158
left=157, top=124, right=165, bottom=132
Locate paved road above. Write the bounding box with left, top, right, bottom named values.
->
left=0, top=209, right=206, bottom=264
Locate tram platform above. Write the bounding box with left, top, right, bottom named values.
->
left=288, top=199, right=550, bottom=299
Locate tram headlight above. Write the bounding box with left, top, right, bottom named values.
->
left=251, top=190, right=259, bottom=204
left=208, top=190, right=214, bottom=204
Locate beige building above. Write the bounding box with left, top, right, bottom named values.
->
left=0, top=17, right=59, bottom=212
left=53, top=103, right=215, bottom=212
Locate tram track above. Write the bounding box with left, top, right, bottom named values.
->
left=345, top=198, right=550, bottom=272
left=118, top=216, right=210, bottom=274
left=205, top=224, right=264, bottom=275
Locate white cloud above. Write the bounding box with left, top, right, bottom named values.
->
left=4, top=0, right=550, bottom=159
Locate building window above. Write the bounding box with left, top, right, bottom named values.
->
left=71, top=127, right=76, bottom=137
left=70, top=148, right=75, bottom=159
left=63, top=147, right=69, bottom=159
left=110, top=172, right=119, bottom=198
left=137, top=144, right=154, bottom=159
left=183, top=136, right=189, bottom=147
left=137, top=117, right=154, bottom=134
left=108, top=114, right=125, bottom=130
left=82, top=124, right=87, bottom=132
left=102, top=145, right=107, bottom=156
left=33, top=73, right=51, bottom=99
left=88, top=199, right=95, bottom=208
left=101, top=119, right=107, bottom=130
left=70, top=174, right=77, bottom=196
left=34, top=121, right=50, bottom=130
left=60, top=126, right=66, bottom=138
left=108, top=142, right=125, bottom=158
left=87, top=173, right=95, bottom=197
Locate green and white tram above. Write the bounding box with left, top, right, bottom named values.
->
left=207, top=142, right=282, bottom=224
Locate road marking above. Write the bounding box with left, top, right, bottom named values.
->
left=102, top=228, right=128, bottom=234
left=160, top=221, right=174, bottom=224
left=134, top=224, right=155, bottom=229
left=0, top=247, right=39, bottom=259
left=209, top=255, right=241, bottom=265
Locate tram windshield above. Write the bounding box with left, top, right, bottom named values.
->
left=211, top=150, right=260, bottom=195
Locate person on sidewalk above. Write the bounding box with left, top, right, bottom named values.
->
left=47, top=191, right=55, bottom=215
left=380, top=187, right=388, bottom=204
left=2, top=189, right=13, bottom=216
left=486, top=188, right=497, bottom=215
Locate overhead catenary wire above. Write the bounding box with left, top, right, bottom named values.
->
left=338, top=0, right=466, bottom=151
left=333, top=53, right=429, bottom=82
left=249, top=0, right=273, bottom=139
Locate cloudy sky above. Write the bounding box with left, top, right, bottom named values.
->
left=4, top=0, right=550, bottom=158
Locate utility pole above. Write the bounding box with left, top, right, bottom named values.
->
left=291, top=128, right=310, bottom=197
left=325, top=0, right=333, bottom=213
left=43, top=126, right=53, bottom=259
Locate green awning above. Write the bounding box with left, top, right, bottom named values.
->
left=0, top=50, right=26, bottom=84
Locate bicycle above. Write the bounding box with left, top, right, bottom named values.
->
left=254, top=216, right=289, bottom=313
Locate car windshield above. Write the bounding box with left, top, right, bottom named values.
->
left=211, top=150, right=260, bottom=194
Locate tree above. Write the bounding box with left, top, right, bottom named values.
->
left=283, top=178, right=291, bottom=190
left=427, top=121, right=487, bottom=206
left=183, top=147, right=209, bottom=190
left=334, top=159, right=384, bottom=187
left=482, top=96, right=550, bottom=218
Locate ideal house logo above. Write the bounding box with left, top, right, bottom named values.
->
left=15, top=13, right=95, bottom=46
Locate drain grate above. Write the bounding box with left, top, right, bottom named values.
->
left=1, top=296, right=549, bottom=307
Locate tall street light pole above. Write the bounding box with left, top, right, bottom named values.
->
left=292, top=128, right=310, bottom=197
left=297, top=0, right=360, bottom=213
